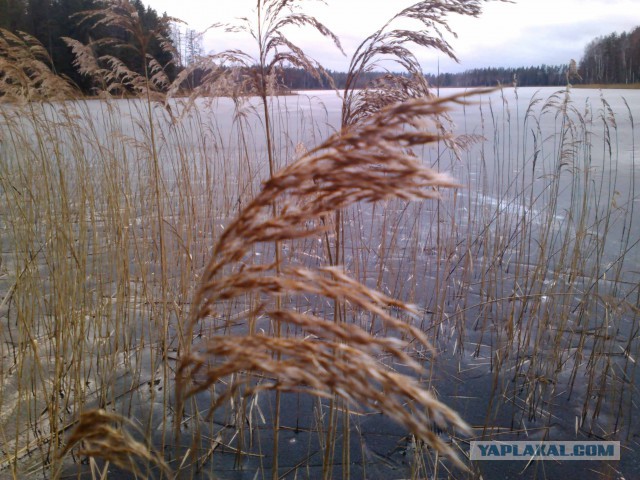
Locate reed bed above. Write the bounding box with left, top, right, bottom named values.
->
left=0, top=1, right=639, bottom=479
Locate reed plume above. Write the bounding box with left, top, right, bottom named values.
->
left=61, top=409, right=172, bottom=478
left=63, top=0, right=180, bottom=100
left=0, top=28, right=76, bottom=101
left=170, top=0, right=344, bottom=113
left=174, top=91, right=489, bottom=469
left=342, top=0, right=509, bottom=127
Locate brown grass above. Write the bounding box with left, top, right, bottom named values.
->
left=341, top=0, right=510, bottom=127
left=60, top=409, right=172, bottom=478
left=174, top=92, right=492, bottom=471
left=0, top=28, right=76, bottom=101
left=3, top=1, right=637, bottom=479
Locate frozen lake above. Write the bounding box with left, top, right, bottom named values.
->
left=1, top=86, right=639, bottom=478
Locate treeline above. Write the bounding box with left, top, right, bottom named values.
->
left=277, top=65, right=575, bottom=90
left=0, top=0, right=175, bottom=91
left=579, top=27, right=640, bottom=84
left=275, top=68, right=391, bottom=90
left=176, top=67, right=388, bottom=93
left=425, top=64, right=573, bottom=88
left=421, top=26, right=640, bottom=88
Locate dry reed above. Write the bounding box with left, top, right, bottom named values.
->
left=60, top=409, right=172, bottom=478
left=1, top=1, right=638, bottom=478
left=341, top=0, right=510, bottom=127
left=0, top=28, right=76, bottom=101
left=175, top=92, right=495, bottom=472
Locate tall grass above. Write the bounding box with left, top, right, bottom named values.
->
left=1, top=1, right=639, bottom=479
left=406, top=85, right=640, bottom=478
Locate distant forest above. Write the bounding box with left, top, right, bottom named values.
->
left=1, top=0, right=639, bottom=91
left=0, top=0, right=177, bottom=91
left=429, top=26, right=640, bottom=87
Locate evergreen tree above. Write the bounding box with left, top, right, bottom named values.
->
left=579, top=27, right=640, bottom=84
left=0, top=0, right=177, bottom=94
left=0, top=0, right=27, bottom=31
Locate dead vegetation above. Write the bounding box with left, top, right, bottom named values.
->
left=0, top=1, right=638, bottom=479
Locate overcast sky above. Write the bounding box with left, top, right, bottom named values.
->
left=147, top=0, right=640, bottom=73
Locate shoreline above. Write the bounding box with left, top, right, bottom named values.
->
left=572, top=83, right=640, bottom=90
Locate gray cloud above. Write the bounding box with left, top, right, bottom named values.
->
left=153, top=0, right=640, bottom=75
